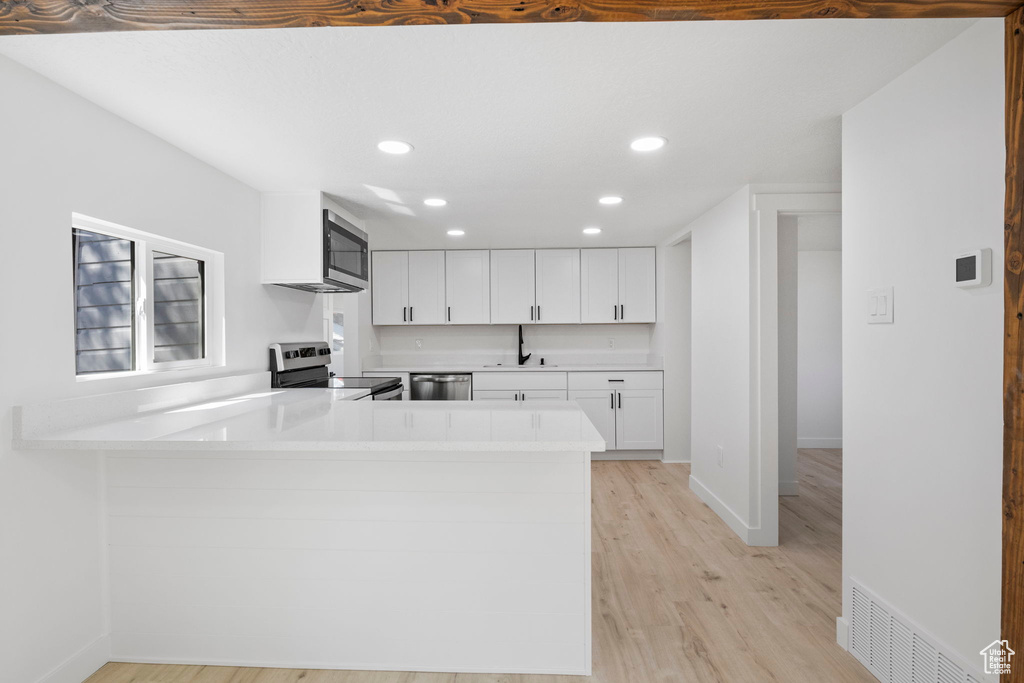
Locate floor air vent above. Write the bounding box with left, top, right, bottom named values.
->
left=848, top=579, right=987, bottom=683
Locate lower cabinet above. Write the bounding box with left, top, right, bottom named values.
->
left=568, top=372, right=664, bottom=451
left=474, top=390, right=567, bottom=402
left=472, top=372, right=568, bottom=402
left=569, top=391, right=616, bottom=446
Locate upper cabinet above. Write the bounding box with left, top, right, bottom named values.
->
left=490, top=250, right=536, bottom=324
left=491, top=249, right=580, bottom=325
left=445, top=250, right=490, bottom=324
left=371, top=251, right=446, bottom=325
left=372, top=247, right=655, bottom=326
left=580, top=249, right=619, bottom=324
left=581, top=247, right=656, bottom=323
left=535, top=249, right=581, bottom=324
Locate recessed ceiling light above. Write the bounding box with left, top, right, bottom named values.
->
left=583, top=227, right=602, bottom=235
left=377, top=140, right=413, bottom=154
left=424, top=198, right=447, bottom=207
left=447, top=229, right=465, bottom=236
left=599, top=196, right=623, bottom=205
left=630, top=136, right=667, bottom=152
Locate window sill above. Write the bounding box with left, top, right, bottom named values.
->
left=76, top=361, right=222, bottom=383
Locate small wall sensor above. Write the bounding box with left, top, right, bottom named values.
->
left=955, top=248, right=992, bottom=289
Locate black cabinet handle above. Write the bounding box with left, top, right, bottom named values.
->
left=537, top=305, right=541, bottom=321
left=614, top=305, right=618, bottom=321
left=530, top=306, right=534, bottom=321
left=620, top=304, right=624, bottom=319
left=610, top=392, right=614, bottom=409
left=618, top=392, right=622, bottom=409
left=410, top=306, right=414, bottom=322
left=448, top=306, right=451, bottom=322
left=403, top=307, right=406, bottom=322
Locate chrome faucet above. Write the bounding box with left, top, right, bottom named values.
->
left=518, top=324, right=532, bottom=366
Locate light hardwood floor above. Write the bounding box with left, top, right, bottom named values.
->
left=84, top=449, right=872, bottom=683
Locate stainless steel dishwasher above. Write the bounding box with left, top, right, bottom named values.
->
left=410, top=373, right=473, bottom=400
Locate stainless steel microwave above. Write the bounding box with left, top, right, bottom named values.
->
left=319, top=209, right=369, bottom=293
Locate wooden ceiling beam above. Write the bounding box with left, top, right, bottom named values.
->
left=0, top=0, right=1021, bottom=37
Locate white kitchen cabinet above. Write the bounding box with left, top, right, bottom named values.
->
left=618, top=248, right=657, bottom=323
left=615, top=389, right=664, bottom=450
left=568, top=372, right=663, bottom=450
left=474, top=389, right=567, bottom=402
left=473, top=389, right=519, bottom=401
left=521, top=390, right=569, bottom=401
left=580, top=249, right=619, bottom=324
left=371, top=251, right=409, bottom=326
left=445, top=250, right=490, bottom=324
left=490, top=250, right=536, bottom=324
left=580, top=247, right=656, bottom=324
left=534, top=249, right=580, bottom=324
left=408, top=251, right=446, bottom=325
left=371, top=251, right=445, bottom=325
left=568, top=390, right=617, bottom=446
left=473, top=371, right=567, bottom=402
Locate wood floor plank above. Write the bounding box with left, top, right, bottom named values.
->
left=85, top=449, right=871, bottom=683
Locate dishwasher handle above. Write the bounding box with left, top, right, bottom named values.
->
left=411, top=375, right=471, bottom=383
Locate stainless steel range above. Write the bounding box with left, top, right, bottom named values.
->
left=269, top=342, right=403, bottom=400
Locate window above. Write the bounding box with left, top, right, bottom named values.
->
left=73, top=213, right=223, bottom=378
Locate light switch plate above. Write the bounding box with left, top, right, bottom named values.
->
left=867, top=287, right=894, bottom=324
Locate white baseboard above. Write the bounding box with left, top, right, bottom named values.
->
left=35, top=635, right=109, bottom=683
left=836, top=617, right=849, bottom=651
left=779, top=480, right=799, bottom=496
left=109, top=655, right=586, bottom=677
left=689, top=474, right=777, bottom=546
left=592, top=450, right=661, bottom=461
left=798, top=438, right=843, bottom=449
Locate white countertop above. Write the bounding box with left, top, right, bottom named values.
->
left=14, top=389, right=605, bottom=453
left=363, top=363, right=663, bottom=373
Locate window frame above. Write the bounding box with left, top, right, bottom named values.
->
left=73, top=213, right=225, bottom=381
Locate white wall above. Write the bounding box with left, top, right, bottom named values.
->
left=777, top=216, right=799, bottom=494
left=687, top=186, right=755, bottom=534
left=797, top=246, right=842, bottom=448
left=841, top=18, right=1003, bottom=669
left=0, top=56, right=323, bottom=683
left=651, top=240, right=692, bottom=463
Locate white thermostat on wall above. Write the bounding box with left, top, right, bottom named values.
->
left=954, top=248, right=992, bottom=288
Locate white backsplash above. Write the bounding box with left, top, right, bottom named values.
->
left=369, top=324, right=656, bottom=367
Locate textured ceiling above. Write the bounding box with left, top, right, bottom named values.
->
left=0, top=18, right=976, bottom=248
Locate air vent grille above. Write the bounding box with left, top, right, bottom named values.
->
left=847, top=578, right=986, bottom=683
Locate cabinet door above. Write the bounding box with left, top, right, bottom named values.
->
left=580, top=249, right=619, bottom=324
left=473, top=389, right=519, bottom=401
left=570, top=390, right=617, bottom=449
left=445, top=250, right=490, bottom=324
left=407, top=251, right=446, bottom=325
left=618, top=247, right=657, bottom=323
left=535, top=249, right=580, bottom=324
left=614, top=389, right=663, bottom=450
left=490, top=250, right=536, bottom=324
left=371, top=251, right=409, bottom=325
left=521, top=390, right=568, bottom=401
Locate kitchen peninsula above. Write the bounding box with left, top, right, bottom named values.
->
left=13, top=376, right=602, bottom=676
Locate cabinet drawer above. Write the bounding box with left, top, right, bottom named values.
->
left=567, top=371, right=663, bottom=391
left=473, top=371, right=568, bottom=391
